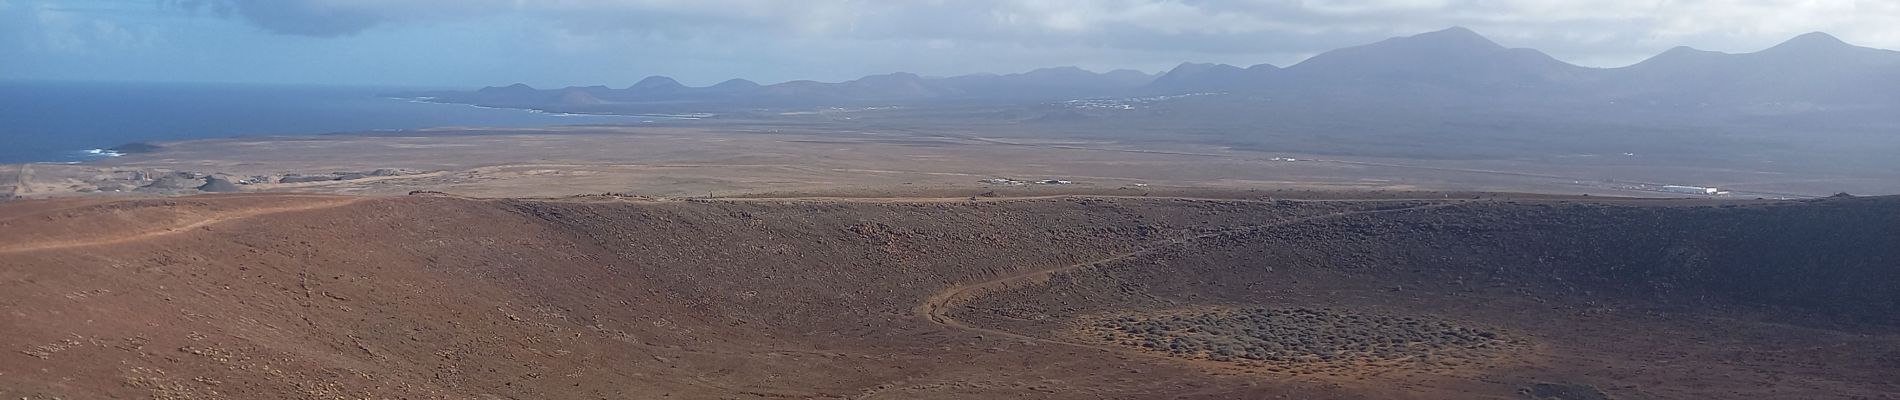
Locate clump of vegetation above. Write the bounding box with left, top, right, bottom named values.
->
left=1083, top=308, right=1514, bottom=369
left=1523, top=382, right=1613, bottom=400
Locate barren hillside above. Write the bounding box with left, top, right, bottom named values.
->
left=1, top=193, right=1894, bottom=399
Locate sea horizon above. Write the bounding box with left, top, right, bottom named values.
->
left=0, top=80, right=642, bottom=164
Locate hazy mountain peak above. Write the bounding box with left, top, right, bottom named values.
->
left=858, top=72, right=925, bottom=81
left=444, top=27, right=1900, bottom=110
left=1166, top=62, right=1243, bottom=74
left=1436, top=26, right=1480, bottom=36
left=1660, top=45, right=1714, bottom=55
left=1783, top=32, right=1847, bottom=46
left=1289, top=27, right=1532, bottom=73
left=630, top=76, right=685, bottom=91
left=1028, top=66, right=1089, bottom=74
left=1762, top=31, right=1854, bottom=55
left=710, top=78, right=760, bottom=89
left=476, top=83, right=536, bottom=94
left=1148, top=62, right=1254, bottom=91
left=1403, top=26, right=1504, bottom=50
left=1750, top=32, right=1900, bottom=68
left=1015, top=66, right=1100, bottom=80
left=1628, top=46, right=1725, bottom=69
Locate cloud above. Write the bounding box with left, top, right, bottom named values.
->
left=55, top=0, right=1897, bottom=85
left=160, top=0, right=502, bottom=37
left=1, top=2, right=162, bottom=55
left=168, top=0, right=1900, bottom=55
left=222, top=0, right=382, bottom=37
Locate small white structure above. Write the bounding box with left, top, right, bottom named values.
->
left=1661, top=185, right=1721, bottom=195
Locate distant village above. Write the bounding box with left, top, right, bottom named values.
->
left=979, top=178, right=1077, bottom=186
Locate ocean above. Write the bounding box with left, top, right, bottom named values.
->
left=0, top=80, right=641, bottom=164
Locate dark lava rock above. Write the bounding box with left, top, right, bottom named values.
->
left=197, top=176, right=241, bottom=193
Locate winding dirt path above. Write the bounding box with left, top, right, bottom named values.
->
left=0, top=196, right=365, bottom=254
left=853, top=201, right=1460, bottom=399
left=914, top=201, right=1458, bottom=345
left=12, top=163, right=31, bottom=197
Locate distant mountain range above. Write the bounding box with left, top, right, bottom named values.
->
left=408, top=27, right=1900, bottom=112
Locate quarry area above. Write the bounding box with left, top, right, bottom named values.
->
left=2, top=191, right=1895, bottom=399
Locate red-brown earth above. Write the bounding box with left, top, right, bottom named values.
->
left=1, top=192, right=1895, bottom=399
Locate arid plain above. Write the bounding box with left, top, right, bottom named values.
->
left=7, top=110, right=1889, bottom=200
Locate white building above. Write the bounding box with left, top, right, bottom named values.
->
left=1661, top=185, right=1721, bottom=195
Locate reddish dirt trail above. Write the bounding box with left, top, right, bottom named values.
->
left=914, top=201, right=1457, bottom=347
left=0, top=196, right=364, bottom=254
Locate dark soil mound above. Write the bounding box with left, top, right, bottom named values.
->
left=196, top=176, right=241, bottom=192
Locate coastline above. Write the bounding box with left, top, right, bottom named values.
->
left=4, top=122, right=1868, bottom=202
left=0, top=81, right=665, bottom=165
left=391, top=95, right=717, bottom=120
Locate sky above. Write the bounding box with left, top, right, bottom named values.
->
left=3, top=0, right=1900, bottom=88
